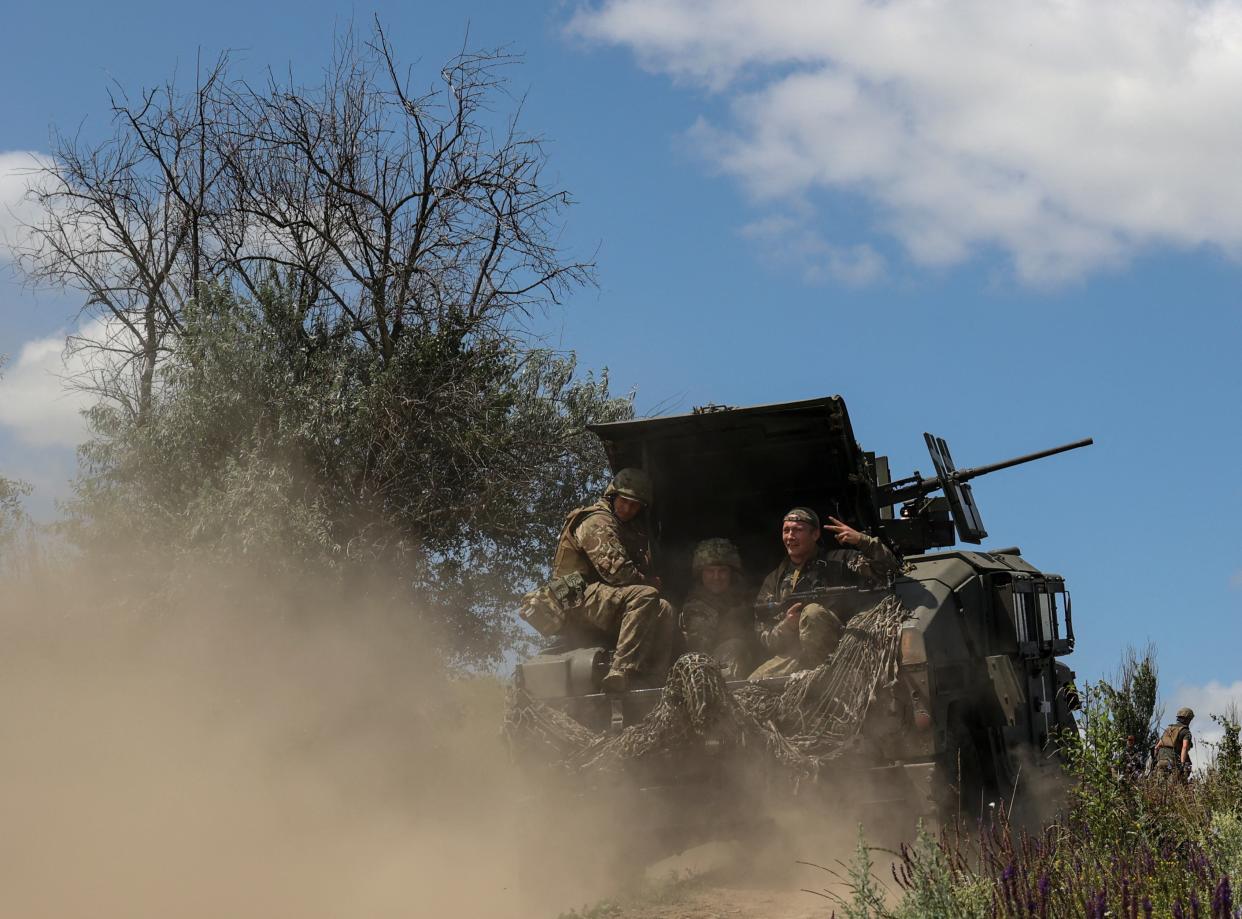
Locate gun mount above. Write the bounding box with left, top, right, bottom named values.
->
left=875, top=435, right=1093, bottom=555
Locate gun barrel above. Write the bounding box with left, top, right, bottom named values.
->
left=951, top=437, right=1094, bottom=483
left=878, top=436, right=1093, bottom=507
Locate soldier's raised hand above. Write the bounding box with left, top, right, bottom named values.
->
left=824, top=516, right=864, bottom=547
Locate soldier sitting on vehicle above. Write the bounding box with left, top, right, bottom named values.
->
left=1153, top=707, right=1195, bottom=783
left=520, top=468, right=674, bottom=693
left=749, top=506, right=900, bottom=680
left=680, top=538, right=756, bottom=680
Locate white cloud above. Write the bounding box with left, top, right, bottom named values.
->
left=0, top=147, right=155, bottom=450
left=571, top=0, right=1242, bottom=283
left=0, top=321, right=104, bottom=448
left=1169, top=680, right=1242, bottom=754
left=0, top=150, right=49, bottom=261
left=739, top=212, right=884, bottom=285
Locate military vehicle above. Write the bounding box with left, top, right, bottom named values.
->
left=510, top=396, right=1090, bottom=832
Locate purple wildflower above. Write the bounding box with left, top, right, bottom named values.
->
left=1213, top=876, right=1232, bottom=919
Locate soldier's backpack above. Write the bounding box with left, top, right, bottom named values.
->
left=519, top=572, right=588, bottom=637
left=1154, top=722, right=1189, bottom=764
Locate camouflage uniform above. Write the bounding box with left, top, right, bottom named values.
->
left=549, top=498, right=673, bottom=686
left=749, top=535, right=899, bottom=679
left=1153, top=709, right=1194, bottom=783
left=681, top=585, right=755, bottom=680
left=680, top=538, right=755, bottom=679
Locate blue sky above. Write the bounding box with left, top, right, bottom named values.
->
left=1, top=1, right=1239, bottom=727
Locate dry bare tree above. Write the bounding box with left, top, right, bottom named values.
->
left=213, top=25, right=591, bottom=363
left=193, top=25, right=601, bottom=542
left=19, top=25, right=591, bottom=413
left=16, top=57, right=231, bottom=421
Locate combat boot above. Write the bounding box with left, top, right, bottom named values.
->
left=600, top=668, right=628, bottom=693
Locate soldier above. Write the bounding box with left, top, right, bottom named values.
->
left=749, top=506, right=899, bottom=679
left=680, top=538, right=756, bottom=680
left=1153, top=707, right=1195, bottom=783
left=522, top=467, right=674, bottom=693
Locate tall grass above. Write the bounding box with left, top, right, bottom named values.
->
left=830, top=686, right=1242, bottom=918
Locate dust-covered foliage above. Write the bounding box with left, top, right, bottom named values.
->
left=826, top=651, right=1242, bottom=918
left=0, top=358, right=33, bottom=561
left=65, top=280, right=629, bottom=666
left=0, top=473, right=35, bottom=576
left=0, top=474, right=28, bottom=535
left=811, top=828, right=889, bottom=919
left=18, top=25, right=633, bottom=666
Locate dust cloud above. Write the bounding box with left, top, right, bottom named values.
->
left=0, top=550, right=623, bottom=919
left=0, top=541, right=940, bottom=919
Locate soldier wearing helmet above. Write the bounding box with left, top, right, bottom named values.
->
left=680, top=538, right=756, bottom=680
left=1153, top=707, right=1195, bottom=782
left=749, top=506, right=900, bottom=680
left=522, top=467, right=673, bottom=693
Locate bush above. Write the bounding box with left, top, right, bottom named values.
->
left=828, top=667, right=1242, bottom=918
left=892, top=824, right=992, bottom=919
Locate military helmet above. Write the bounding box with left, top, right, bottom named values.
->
left=692, top=538, right=742, bottom=574
left=1177, top=707, right=1195, bottom=723
left=605, top=467, right=653, bottom=506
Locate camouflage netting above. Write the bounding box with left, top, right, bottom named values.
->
left=503, top=594, right=909, bottom=786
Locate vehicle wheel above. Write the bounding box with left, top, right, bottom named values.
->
left=937, top=710, right=998, bottom=826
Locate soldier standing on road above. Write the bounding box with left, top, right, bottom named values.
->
left=749, top=507, right=899, bottom=680
left=1153, top=707, right=1195, bottom=783
left=528, top=468, right=674, bottom=693
left=680, top=538, right=756, bottom=680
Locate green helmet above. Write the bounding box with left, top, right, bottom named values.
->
left=605, top=467, right=653, bottom=506
left=1177, top=707, right=1195, bottom=723
left=692, top=538, right=742, bottom=574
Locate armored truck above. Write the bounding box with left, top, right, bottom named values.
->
left=510, top=396, right=1088, bottom=829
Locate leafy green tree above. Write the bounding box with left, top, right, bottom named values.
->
left=1219, top=713, right=1242, bottom=772
left=1059, top=682, right=1140, bottom=849
left=69, top=284, right=631, bottom=665
left=22, top=25, right=632, bottom=666
left=1099, top=644, right=1161, bottom=775
left=1211, top=706, right=1241, bottom=785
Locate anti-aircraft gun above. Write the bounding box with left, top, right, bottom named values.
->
left=507, top=397, right=1093, bottom=838
left=873, top=434, right=1094, bottom=555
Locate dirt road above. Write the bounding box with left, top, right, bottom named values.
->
left=551, top=841, right=844, bottom=919
left=581, top=884, right=830, bottom=919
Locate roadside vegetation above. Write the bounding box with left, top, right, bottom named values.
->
left=827, top=650, right=1242, bottom=918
